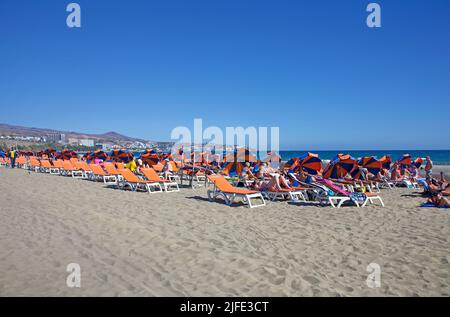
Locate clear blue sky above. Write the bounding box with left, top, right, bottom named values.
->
left=1, top=0, right=449, bottom=150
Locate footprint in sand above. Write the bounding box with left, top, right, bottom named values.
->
left=303, top=275, right=320, bottom=285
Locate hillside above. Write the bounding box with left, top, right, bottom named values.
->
left=0, top=123, right=150, bottom=143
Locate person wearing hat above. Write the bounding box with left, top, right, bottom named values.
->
left=135, top=158, right=144, bottom=174
left=162, top=158, right=173, bottom=180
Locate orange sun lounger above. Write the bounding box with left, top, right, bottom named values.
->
left=88, top=164, right=118, bottom=184
left=15, top=156, right=28, bottom=168
left=39, top=159, right=61, bottom=174
left=207, top=174, right=265, bottom=208
left=141, top=168, right=179, bottom=192
left=61, top=160, right=85, bottom=178
left=72, top=161, right=93, bottom=177
left=117, top=168, right=165, bottom=193
left=29, top=158, right=41, bottom=171
left=262, top=187, right=308, bottom=202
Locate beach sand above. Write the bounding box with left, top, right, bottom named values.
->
left=0, top=167, right=449, bottom=296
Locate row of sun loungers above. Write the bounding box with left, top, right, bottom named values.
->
left=6, top=157, right=180, bottom=194
left=2, top=156, right=396, bottom=209
left=206, top=173, right=385, bottom=209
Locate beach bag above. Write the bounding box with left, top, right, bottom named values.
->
left=350, top=192, right=366, bottom=203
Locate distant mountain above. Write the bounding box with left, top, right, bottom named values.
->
left=98, top=131, right=138, bottom=141
left=0, top=123, right=151, bottom=143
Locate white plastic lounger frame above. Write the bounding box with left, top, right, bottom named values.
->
left=207, top=188, right=266, bottom=208
left=328, top=196, right=355, bottom=208
left=119, top=180, right=163, bottom=194
left=102, top=175, right=118, bottom=185
left=71, top=170, right=85, bottom=179
left=329, top=193, right=385, bottom=208
left=263, top=190, right=307, bottom=202
left=361, top=194, right=385, bottom=207
left=49, top=167, right=60, bottom=175
left=161, top=181, right=180, bottom=192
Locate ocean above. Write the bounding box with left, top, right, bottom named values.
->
left=278, top=150, right=450, bottom=165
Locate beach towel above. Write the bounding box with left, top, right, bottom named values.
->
left=351, top=192, right=367, bottom=203
left=420, top=203, right=450, bottom=209
left=318, top=178, right=351, bottom=197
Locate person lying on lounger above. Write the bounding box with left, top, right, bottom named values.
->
left=291, top=169, right=316, bottom=184
left=252, top=173, right=291, bottom=191
left=390, top=163, right=403, bottom=181
left=241, top=162, right=256, bottom=180
left=256, top=162, right=273, bottom=178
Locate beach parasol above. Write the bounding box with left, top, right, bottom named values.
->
left=18, top=150, right=34, bottom=157
left=44, top=148, right=57, bottom=158
left=284, top=157, right=301, bottom=170
left=359, top=156, right=382, bottom=175
left=140, top=151, right=159, bottom=166
left=262, top=151, right=281, bottom=164
left=397, top=154, right=412, bottom=167
left=85, top=150, right=108, bottom=162
left=236, top=147, right=256, bottom=163
left=379, top=155, right=392, bottom=170
left=222, top=160, right=244, bottom=176
left=107, top=149, right=133, bottom=163
left=413, top=157, right=423, bottom=168
left=323, top=163, right=348, bottom=179
left=297, top=152, right=322, bottom=175
left=350, top=166, right=363, bottom=180
left=323, top=154, right=357, bottom=179
left=55, top=149, right=78, bottom=160
left=220, top=146, right=244, bottom=176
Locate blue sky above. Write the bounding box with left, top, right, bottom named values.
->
left=1, top=0, right=449, bottom=150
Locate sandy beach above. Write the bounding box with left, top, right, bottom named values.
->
left=0, top=167, right=449, bottom=296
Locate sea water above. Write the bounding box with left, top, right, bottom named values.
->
left=278, top=150, right=450, bottom=165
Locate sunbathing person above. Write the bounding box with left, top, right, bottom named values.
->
left=408, top=165, right=419, bottom=179
left=265, top=162, right=278, bottom=174
left=390, top=163, right=403, bottom=181
left=241, top=162, right=256, bottom=180
left=427, top=193, right=450, bottom=208
left=439, top=172, right=449, bottom=190
left=256, top=162, right=268, bottom=178
left=252, top=173, right=291, bottom=191
left=429, top=172, right=450, bottom=196
left=380, top=168, right=391, bottom=180
left=295, top=169, right=317, bottom=184
left=292, top=169, right=308, bottom=183
left=256, top=162, right=277, bottom=178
